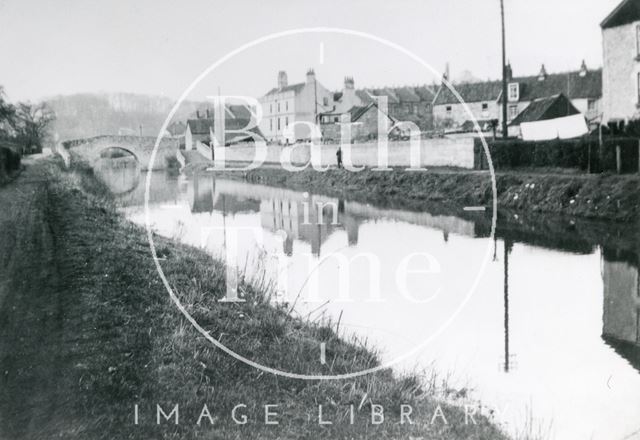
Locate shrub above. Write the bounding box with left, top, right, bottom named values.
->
left=474, top=136, right=640, bottom=173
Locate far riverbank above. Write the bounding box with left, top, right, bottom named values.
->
left=213, top=166, right=640, bottom=223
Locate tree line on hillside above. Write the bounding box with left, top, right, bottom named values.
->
left=0, top=86, right=55, bottom=154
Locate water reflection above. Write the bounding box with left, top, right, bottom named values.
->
left=99, top=165, right=640, bottom=440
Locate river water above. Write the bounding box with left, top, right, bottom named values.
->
left=97, top=159, right=640, bottom=440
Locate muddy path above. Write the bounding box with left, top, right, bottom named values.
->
left=0, top=162, right=76, bottom=438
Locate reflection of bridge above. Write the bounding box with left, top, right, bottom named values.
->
left=62, top=135, right=179, bottom=170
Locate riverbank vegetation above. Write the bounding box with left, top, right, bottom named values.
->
left=224, top=166, right=640, bottom=223
left=0, top=157, right=510, bottom=439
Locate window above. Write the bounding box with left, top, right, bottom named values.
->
left=277, top=102, right=280, bottom=112
left=270, top=119, right=273, bottom=131
left=637, top=25, right=640, bottom=57
left=509, top=105, right=518, bottom=120
left=508, top=83, right=519, bottom=101
left=285, top=116, right=289, bottom=127
left=270, top=103, right=273, bottom=114
left=587, top=99, right=596, bottom=111
left=277, top=118, right=281, bottom=131
left=334, top=116, right=339, bottom=122
left=413, top=103, right=419, bottom=114
left=446, top=105, right=452, bottom=114
left=286, top=101, right=289, bottom=111
left=323, top=97, right=329, bottom=106
left=638, top=72, right=640, bottom=104
left=482, top=103, right=489, bottom=110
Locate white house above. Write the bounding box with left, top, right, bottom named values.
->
left=258, top=69, right=334, bottom=144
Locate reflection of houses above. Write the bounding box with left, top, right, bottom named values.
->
left=602, top=258, right=640, bottom=345
left=602, top=254, right=640, bottom=371
left=188, top=172, right=215, bottom=213
left=188, top=172, right=260, bottom=215
left=259, top=197, right=346, bottom=257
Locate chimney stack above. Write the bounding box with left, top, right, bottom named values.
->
left=196, top=110, right=201, bottom=119
left=344, top=76, right=354, bottom=89
left=306, top=68, right=316, bottom=83
left=278, top=71, right=288, bottom=89
left=505, top=62, right=513, bottom=81
left=538, top=64, right=548, bottom=81
left=442, top=62, right=450, bottom=83
left=205, top=108, right=211, bottom=118
left=579, top=60, right=588, bottom=77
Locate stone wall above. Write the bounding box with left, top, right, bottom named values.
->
left=212, top=138, right=475, bottom=169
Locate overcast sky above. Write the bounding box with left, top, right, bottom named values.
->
left=0, top=0, right=622, bottom=102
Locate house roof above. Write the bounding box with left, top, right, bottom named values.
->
left=512, top=70, right=602, bottom=102
left=509, top=93, right=581, bottom=126
left=601, top=0, right=640, bottom=28
left=187, top=105, right=262, bottom=136
left=414, top=85, right=438, bottom=103
left=186, top=118, right=214, bottom=135
left=434, top=69, right=602, bottom=106
left=355, top=89, right=375, bottom=104
left=264, top=82, right=306, bottom=96
left=394, top=87, right=421, bottom=102
left=349, top=103, right=394, bottom=123
left=434, top=81, right=503, bottom=105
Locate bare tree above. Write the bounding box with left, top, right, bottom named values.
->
left=0, top=87, right=16, bottom=139
left=14, top=102, right=55, bottom=154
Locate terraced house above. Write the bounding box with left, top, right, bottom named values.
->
left=432, top=63, right=602, bottom=135
left=318, top=77, right=437, bottom=141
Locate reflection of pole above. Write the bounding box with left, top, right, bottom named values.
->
left=222, top=195, right=227, bottom=255
left=503, top=240, right=512, bottom=372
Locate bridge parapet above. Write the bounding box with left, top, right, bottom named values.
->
left=61, top=135, right=179, bottom=170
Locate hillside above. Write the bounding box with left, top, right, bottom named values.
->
left=46, top=93, right=207, bottom=141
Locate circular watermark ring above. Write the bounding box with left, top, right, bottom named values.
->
left=145, top=27, right=498, bottom=380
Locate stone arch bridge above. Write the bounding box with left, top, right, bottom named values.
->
left=61, top=135, right=180, bottom=170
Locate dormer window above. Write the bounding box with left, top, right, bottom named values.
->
left=508, top=83, right=519, bottom=102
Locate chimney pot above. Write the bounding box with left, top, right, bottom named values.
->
left=278, top=71, right=288, bottom=89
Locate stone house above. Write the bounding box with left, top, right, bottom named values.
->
left=358, top=85, right=436, bottom=131
left=319, top=102, right=395, bottom=142
left=258, top=70, right=334, bottom=144
left=184, top=105, right=263, bottom=150
left=433, top=64, right=602, bottom=134
left=601, top=0, right=640, bottom=123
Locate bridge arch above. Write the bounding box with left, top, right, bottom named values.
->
left=61, top=135, right=180, bottom=171
left=98, top=146, right=141, bottom=163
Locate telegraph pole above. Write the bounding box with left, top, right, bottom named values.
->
left=500, top=0, right=508, bottom=138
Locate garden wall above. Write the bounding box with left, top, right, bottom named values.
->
left=212, top=138, right=475, bottom=169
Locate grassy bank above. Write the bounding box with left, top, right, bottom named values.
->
left=0, top=158, right=510, bottom=439
left=221, top=166, right=640, bottom=223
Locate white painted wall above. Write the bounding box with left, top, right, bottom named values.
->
left=211, top=138, right=475, bottom=169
